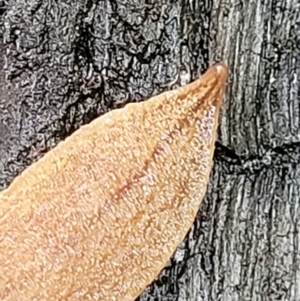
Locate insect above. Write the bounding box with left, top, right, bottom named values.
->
left=0, top=63, right=228, bottom=301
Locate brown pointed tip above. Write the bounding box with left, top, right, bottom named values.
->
left=174, top=62, right=228, bottom=108
left=214, top=62, right=228, bottom=76
left=200, top=62, right=228, bottom=83
left=214, top=62, right=228, bottom=83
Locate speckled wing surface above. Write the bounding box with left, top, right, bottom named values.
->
left=0, top=63, right=227, bottom=301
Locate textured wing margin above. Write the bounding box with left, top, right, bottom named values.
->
left=0, top=63, right=227, bottom=301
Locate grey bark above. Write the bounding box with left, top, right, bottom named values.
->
left=0, top=0, right=299, bottom=301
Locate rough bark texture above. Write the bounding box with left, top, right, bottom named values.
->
left=0, top=0, right=299, bottom=301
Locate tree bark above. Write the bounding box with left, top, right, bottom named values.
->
left=0, top=0, right=299, bottom=300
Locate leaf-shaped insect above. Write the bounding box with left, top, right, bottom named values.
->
left=0, top=63, right=228, bottom=301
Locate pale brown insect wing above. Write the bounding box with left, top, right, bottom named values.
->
left=0, top=63, right=227, bottom=301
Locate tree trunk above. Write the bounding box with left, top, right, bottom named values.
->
left=0, top=1, right=299, bottom=300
